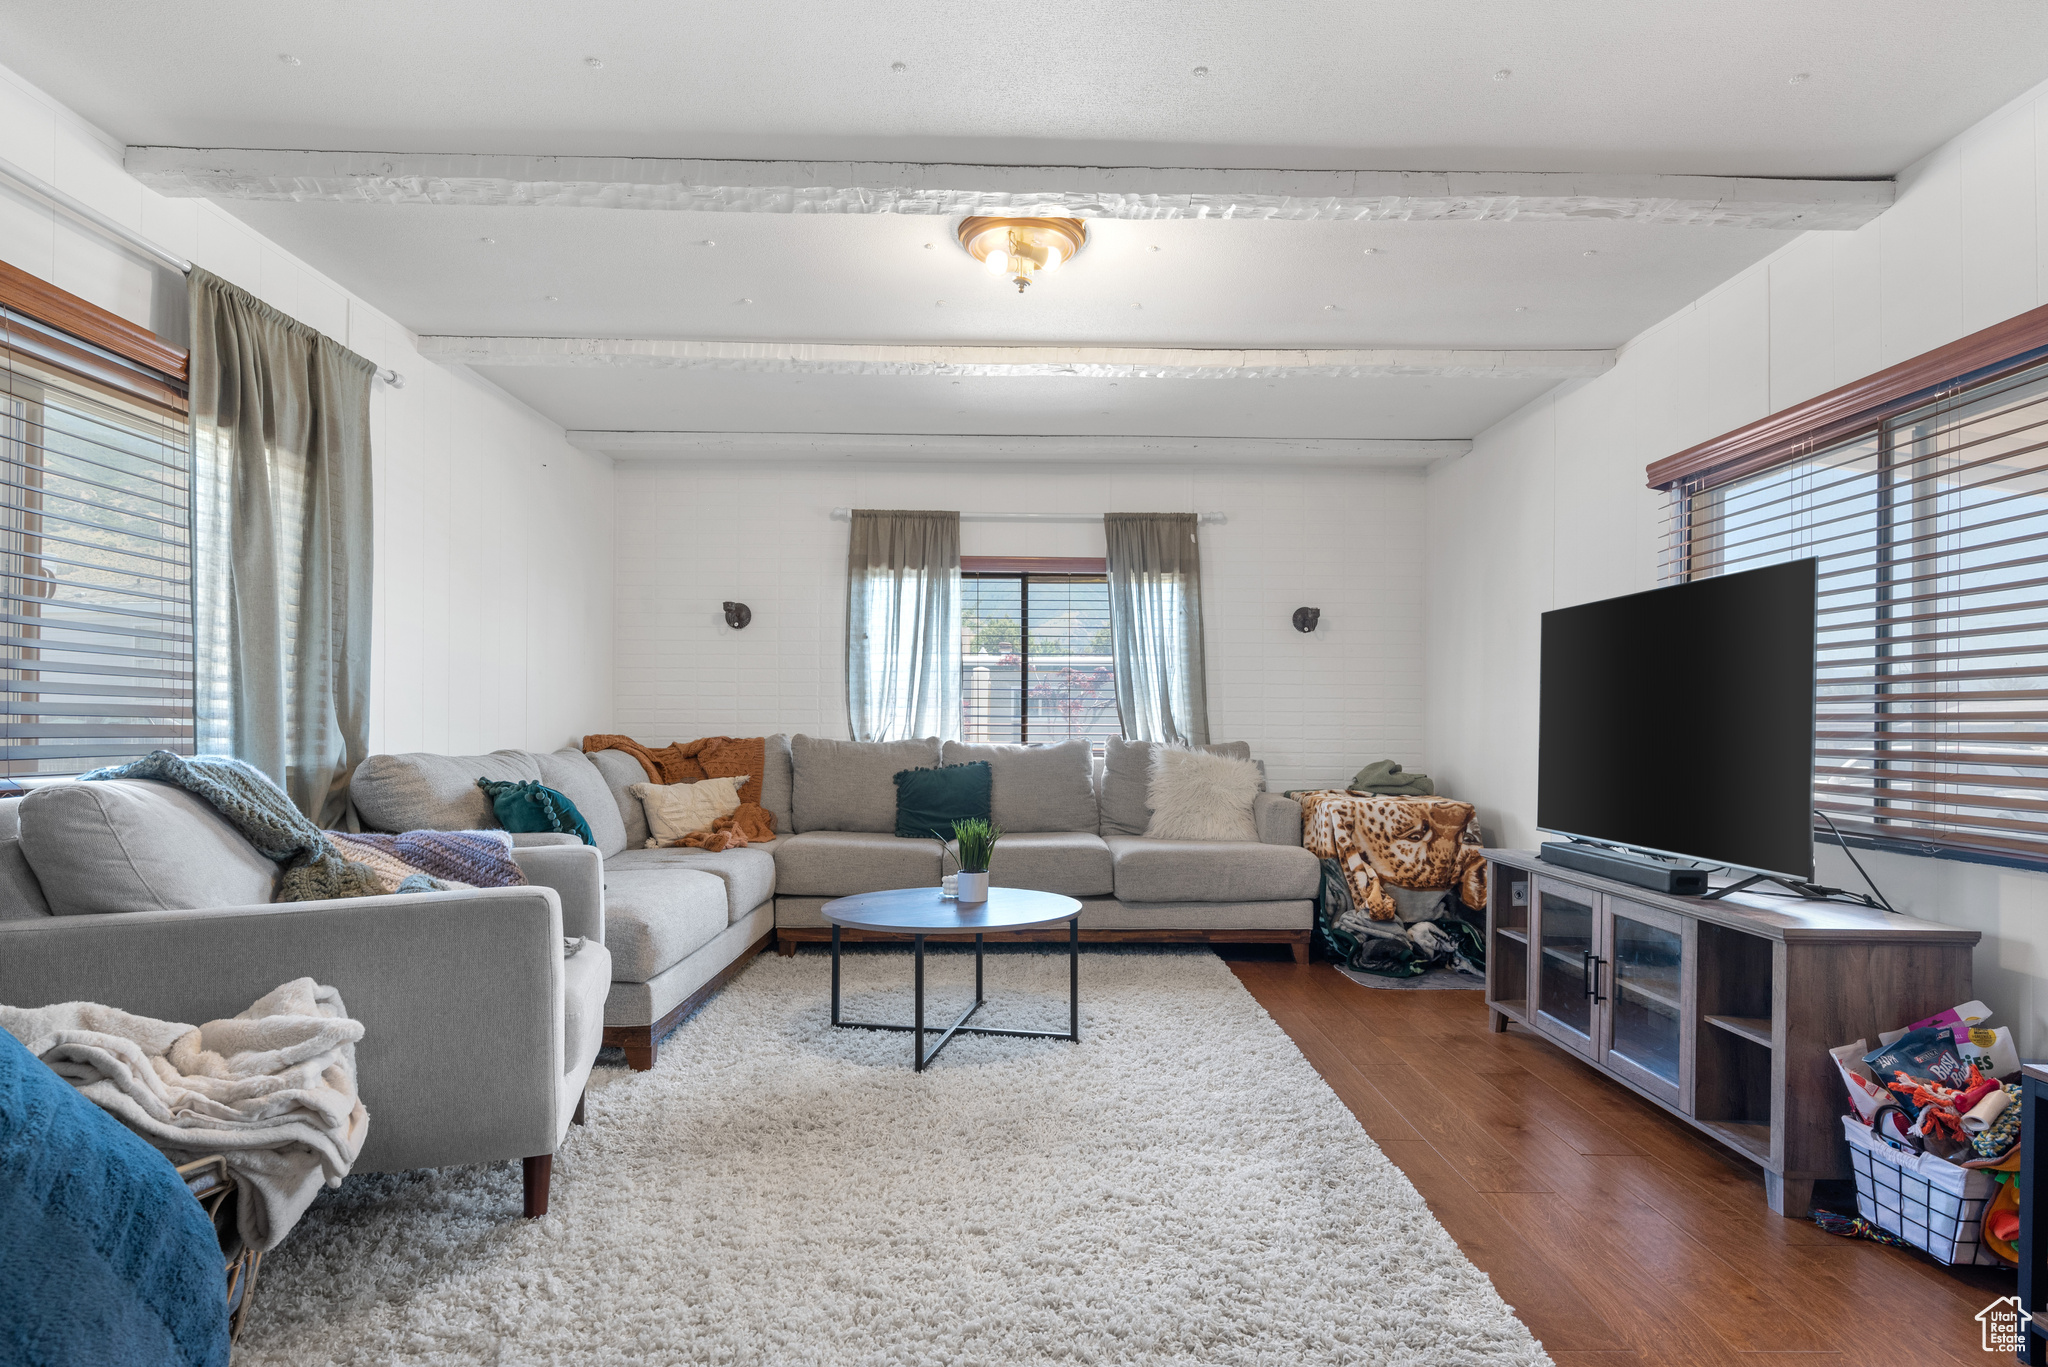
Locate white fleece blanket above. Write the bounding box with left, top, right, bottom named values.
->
left=0, top=978, right=369, bottom=1251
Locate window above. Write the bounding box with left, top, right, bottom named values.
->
left=1669, top=350, right=2048, bottom=866
left=960, top=558, right=1118, bottom=746
left=0, top=298, right=193, bottom=778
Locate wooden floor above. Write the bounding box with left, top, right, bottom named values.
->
left=1219, top=950, right=2012, bottom=1367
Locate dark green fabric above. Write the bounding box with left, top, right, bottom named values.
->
left=476, top=779, right=595, bottom=846
left=1348, top=759, right=1435, bottom=796
left=1315, top=857, right=1484, bottom=978
left=892, top=761, right=992, bottom=841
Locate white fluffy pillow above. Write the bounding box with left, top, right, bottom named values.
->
left=1142, top=748, right=1261, bottom=842
left=630, top=775, right=750, bottom=848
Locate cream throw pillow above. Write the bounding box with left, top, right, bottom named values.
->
left=631, top=775, right=750, bottom=848
left=1143, top=748, right=1261, bottom=842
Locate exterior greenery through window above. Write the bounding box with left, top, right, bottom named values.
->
left=960, top=571, right=1118, bottom=746
left=1672, top=351, right=2048, bottom=866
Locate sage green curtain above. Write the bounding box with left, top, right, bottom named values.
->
left=846, top=509, right=960, bottom=742
left=1105, top=512, right=1209, bottom=745
left=188, top=268, right=374, bottom=826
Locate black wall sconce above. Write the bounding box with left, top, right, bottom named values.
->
left=723, top=602, right=752, bottom=629
left=1292, top=607, right=1321, bottom=633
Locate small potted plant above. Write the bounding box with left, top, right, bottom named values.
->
left=951, top=818, right=1001, bottom=903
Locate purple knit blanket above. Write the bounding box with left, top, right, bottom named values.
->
left=326, top=830, right=527, bottom=893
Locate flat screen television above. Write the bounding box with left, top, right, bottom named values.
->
left=1537, top=558, right=1817, bottom=881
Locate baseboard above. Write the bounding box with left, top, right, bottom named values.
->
left=602, top=926, right=775, bottom=1069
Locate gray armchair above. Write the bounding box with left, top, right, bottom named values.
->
left=0, top=788, right=609, bottom=1218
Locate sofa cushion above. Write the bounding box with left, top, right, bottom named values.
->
left=772, top=830, right=943, bottom=896
left=586, top=748, right=653, bottom=849
left=1099, top=739, right=1256, bottom=837
left=1103, top=835, right=1320, bottom=903
left=351, top=749, right=541, bottom=833
left=536, top=749, right=630, bottom=858
left=760, top=734, right=795, bottom=836
left=604, top=845, right=777, bottom=923
left=953, top=831, right=1112, bottom=898
left=631, top=776, right=747, bottom=847
left=790, top=736, right=940, bottom=833
left=18, top=780, right=279, bottom=915
left=561, top=940, right=612, bottom=1076
left=601, top=868, right=729, bottom=982
left=1143, top=748, right=1262, bottom=842
left=941, top=739, right=1098, bottom=832
left=893, top=761, right=991, bottom=841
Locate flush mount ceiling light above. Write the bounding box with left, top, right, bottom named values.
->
left=957, top=217, right=1087, bottom=294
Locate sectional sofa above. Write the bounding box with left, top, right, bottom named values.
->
left=350, top=735, right=1318, bottom=1069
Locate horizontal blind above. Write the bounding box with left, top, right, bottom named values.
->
left=0, top=313, right=193, bottom=777
left=1671, top=353, right=2048, bottom=864
left=961, top=573, right=1119, bottom=746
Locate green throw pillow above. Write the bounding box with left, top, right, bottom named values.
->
left=892, top=761, right=992, bottom=841
left=476, top=778, right=596, bottom=846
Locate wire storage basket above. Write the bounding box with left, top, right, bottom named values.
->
left=1841, top=1116, right=2003, bottom=1267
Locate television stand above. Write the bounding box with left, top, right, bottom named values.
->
left=1482, top=848, right=1978, bottom=1216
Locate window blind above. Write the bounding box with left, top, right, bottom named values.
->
left=1668, top=351, right=2048, bottom=865
left=961, top=572, right=1118, bottom=746
left=0, top=308, right=193, bottom=778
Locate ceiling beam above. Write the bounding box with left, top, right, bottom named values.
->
left=564, top=432, right=1467, bottom=464
left=419, top=336, right=1613, bottom=381
left=127, top=147, right=1891, bottom=230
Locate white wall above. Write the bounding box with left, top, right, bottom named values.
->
left=0, top=63, right=614, bottom=758
left=613, top=459, right=1425, bottom=793
left=1427, top=77, right=2048, bottom=1050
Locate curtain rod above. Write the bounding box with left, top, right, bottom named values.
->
left=830, top=508, right=1227, bottom=525
left=0, top=153, right=405, bottom=389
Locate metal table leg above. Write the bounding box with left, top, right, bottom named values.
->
left=1069, top=914, right=1080, bottom=1042
left=828, top=921, right=1082, bottom=1069
left=913, top=934, right=926, bottom=1071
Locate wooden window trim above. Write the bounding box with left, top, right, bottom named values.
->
left=1645, top=299, right=2048, bottom=492
left=0, top=260, right=187, bottom=382
left=961, top=555, right=1106, bottom=575
left=1, top=312, right=187, bottom=414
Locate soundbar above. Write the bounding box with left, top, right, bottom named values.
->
left=1537, top=841, right=1710, bottom=895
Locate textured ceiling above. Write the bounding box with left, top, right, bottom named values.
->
left=5, top=0, right=2047, bottom=176
left=212, top=204, right=1799, bottom=351
left=6, top=1, right=2044, bottom=443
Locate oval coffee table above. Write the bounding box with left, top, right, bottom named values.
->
left=821, top=886, right=1082, bottom=1071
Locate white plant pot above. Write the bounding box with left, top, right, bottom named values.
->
left=957, top=871, right=990, bottom=903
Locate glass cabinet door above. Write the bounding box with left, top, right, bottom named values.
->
left=1603, top=903, right=1686, bottom=1106
left=1533, top=880, right=1597, bottom=1056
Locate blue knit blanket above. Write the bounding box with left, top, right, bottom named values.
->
left=0, top=1027, right=230, bottom=1366
left=80, top=752, right=521, bottom=902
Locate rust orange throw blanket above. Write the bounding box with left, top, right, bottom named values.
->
left=581, top=734, right=776, bottom=850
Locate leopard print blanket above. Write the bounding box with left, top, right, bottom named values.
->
left=1301, top=791, right=1487, bottom=922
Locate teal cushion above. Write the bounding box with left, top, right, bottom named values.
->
left=475, top=779, right=595, bottom=846
left=892, top=762, right=992, bottom=841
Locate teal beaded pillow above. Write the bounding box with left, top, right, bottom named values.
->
left=475, top=778, right=595, bottom=846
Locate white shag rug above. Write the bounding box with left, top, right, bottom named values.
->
left=237, top=948, right=1550, bottom=1366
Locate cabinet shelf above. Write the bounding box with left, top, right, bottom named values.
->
left=1704, top=1015, right=1774, bottom=1049
left=1700, top=1119, right=1772, bottom=1162
left=1615, top=965, right=1681, bottom=1012
left=1495, top=926, right=1527, bottom=945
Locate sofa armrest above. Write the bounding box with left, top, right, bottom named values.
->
left=510, top=843, right=604, bottom=943
left=1254, top=792, right=1303, bottom=846
left=0, top=886, right=569, bottom=1174
left=509, top=831, right=582, bottom=848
